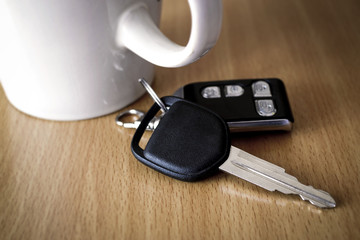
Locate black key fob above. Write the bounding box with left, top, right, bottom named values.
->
left=173, top=78, right=294, bottom=132
left=131, top=96, right=231, bottom=182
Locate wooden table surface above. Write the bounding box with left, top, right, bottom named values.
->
left=1, top=0, right=360, bottom=239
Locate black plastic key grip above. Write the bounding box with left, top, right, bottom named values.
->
left=131, top=96, right=231, bottom=182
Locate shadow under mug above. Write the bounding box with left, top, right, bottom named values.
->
left=0, top=0, right=222, bottom=120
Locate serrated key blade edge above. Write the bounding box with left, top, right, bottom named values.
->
left=231, top=161, right=336, bottom=208
left=220, top=146, right=336, bottom=208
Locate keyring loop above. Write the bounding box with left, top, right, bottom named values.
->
left=138, top=78, right=168, bottom=113
left=116, top=109, right=163, bottom=131
left=116, top=109, right=145, bottom=128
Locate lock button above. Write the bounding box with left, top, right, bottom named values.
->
left=255, top=99, right=277, bottom=116
left=252, top=81, right=272, bottom=97
left=201, top=86, right=221, bottom=98
left=224, top=85, right=244, bottom=97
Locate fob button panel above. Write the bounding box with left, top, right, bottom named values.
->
left=201, top=86, right=221, bottom=98
left=252, top=81, right=272, bottom=97
left=224, top=85, right=244, bottom=97
left=179, top=78, right=294, bottom=131
left=255, top=99, right=277, bottom=116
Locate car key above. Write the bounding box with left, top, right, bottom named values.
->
left=174, top=78, right=294, bottom=132
left=131, top=96, right=336, bottom=208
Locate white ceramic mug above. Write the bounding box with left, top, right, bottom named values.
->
left=0, top=0, right=222, bottom=120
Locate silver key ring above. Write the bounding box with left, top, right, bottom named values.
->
left=116, top=78, right=167, bottom=131
left=116, top=109, right=163, bottom=131
left=138, top=78, right=168, bottom=113
left=116, top=109, right=145, bottom=129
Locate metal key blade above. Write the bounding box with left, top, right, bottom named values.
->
left=220, top=146, right=336, bottom=208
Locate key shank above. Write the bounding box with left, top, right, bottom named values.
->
left=220, top=147, right=336, bottom=208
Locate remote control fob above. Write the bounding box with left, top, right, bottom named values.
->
left=173, top=78, right=294, bottom=132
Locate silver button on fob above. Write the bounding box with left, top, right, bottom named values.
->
left=173, top=78, right=294, bottom=132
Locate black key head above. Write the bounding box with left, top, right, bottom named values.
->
left=131, top=96, right=231, bottom=181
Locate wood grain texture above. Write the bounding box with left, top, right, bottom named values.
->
left=1, top=0, right=360, bottom=239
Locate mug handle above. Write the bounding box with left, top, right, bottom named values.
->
left=117, top=0, right=222, bottom=68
